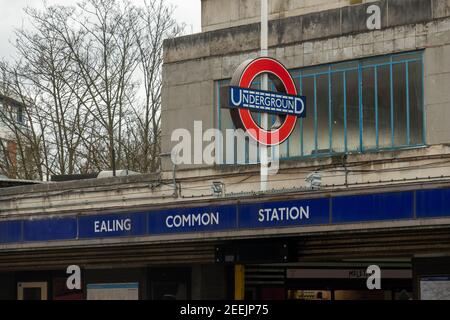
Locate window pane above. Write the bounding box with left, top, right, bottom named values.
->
left=362, top=67, right=376, bottom=149
left=303, top=65, right=328, bottom=76
left=288, top=76, right=302, bottom=157
left=288, top=120, right=301, bottom=157
left=316, top=74, right=330, bottom=153
left=221, top=100, right=238, bottom=164
left=408, top=60, right=424, bottom=145
left=332, top=61, right=358, bottom=72
left=393, top=63, right=408, bottom=146
left=362, top=55, right=390, bottom=67
left=218, top=81, right=231, bottom=163
left=302, top=76, right=315, bottom=156
left=331, top=72, right=345, bottom=153
left=345, top=70, right=360, bottom=152
left=393, top=51, right=422, bottom=62
left=377, top=65, right=392, bottom=148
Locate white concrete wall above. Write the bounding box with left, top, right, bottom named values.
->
left=425, top=40, right=450, bottom=144
left=201, top=0, right=376, bottom=32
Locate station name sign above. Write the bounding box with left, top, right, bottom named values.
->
left=229, top=86, right=305, bottom=117
left=2, top=188, right=450, bottom=244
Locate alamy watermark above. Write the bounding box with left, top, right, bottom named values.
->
left=367, top=265, right=382, bottom=290
left=66, top=265, right=81, bottom=290
left=170, top=121, right=281, bottom=175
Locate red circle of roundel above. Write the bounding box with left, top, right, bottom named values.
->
left=237, top=57, right=297, bottom=146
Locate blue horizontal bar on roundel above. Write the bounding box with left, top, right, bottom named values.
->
left=228, top=86, right=306, bottom=118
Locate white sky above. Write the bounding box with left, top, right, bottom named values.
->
left=0, top=0, right=201, bottom=61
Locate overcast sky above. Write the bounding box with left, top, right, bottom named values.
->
left=0, top=0, right=201, bottom=61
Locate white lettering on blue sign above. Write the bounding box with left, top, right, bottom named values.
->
left=94, top=219, right=132, bottom=233
left=258, top=206, right=310, bottom=223
left=229, top=86, right=305, bottom=117
left=166, top=212, right=220, bottom=228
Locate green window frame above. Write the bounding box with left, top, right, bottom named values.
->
left=216, top=51, right=425, bottom=164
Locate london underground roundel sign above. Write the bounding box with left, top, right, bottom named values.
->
left=222, top=57, right=306, bottom=146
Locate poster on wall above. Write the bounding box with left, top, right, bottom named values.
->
left=86, top=283, right=139, bottom=300
left=420, top=277, right=450, bottom=300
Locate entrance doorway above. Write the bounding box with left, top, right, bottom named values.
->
left=17, top=282, right=48, bottom=300
left=244, top=261, right=413, bottom=300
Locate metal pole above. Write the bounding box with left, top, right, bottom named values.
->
left=260, top=0, right=269, bottom=192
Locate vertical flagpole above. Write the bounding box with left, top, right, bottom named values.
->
left=260, top=0, right=269, bottom=192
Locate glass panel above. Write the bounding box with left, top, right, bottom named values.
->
left=408, top=60, right=424, bottom=145
left=288, top=76, right=302, bottom=157
left=345, top=70, right=360, bottom=152
left=278, top=137, right=289, bottom=158
left=271, top=76, right=288, bottom=158
left=332, top=61, right=358, bottom=72
left=302, top=65, right=329, bottom=76
left=362, top=67, right=377, bottom=149
left=392, top=51, right=422, bottom=62
left=362, top=55, right=390, bottom=67
left=17, top=107, right=24, bottom=124
left=393, top=63, right=408, bottom=146
left=331, top=72, right=345, bottom=153
left=302, top=76, right=315, bottom=156
left=218, top=81, right=235, bottom=164
left=288, top=121, right=301, bottom=157
left=409, top=61, right=425, bottom=145
left=316, top=74, right=330, bottom=153
left=377, top=65, right=392, bottom=148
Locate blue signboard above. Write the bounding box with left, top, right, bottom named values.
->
left=229, top=86, right=306, bottom=117
left=416, top=188, right=450, bottom=218
left=332, top=192, right=414, bottom=223
left=79, top=212, right=147, bottom=239
left=0, top=220, right=22, bottom=244
left=148, top=205, right=237, bottom=235
left=23, top=218, right=77, bottom=242
left=239, top=198, right=330, bottom=229
left=3, top=188, right=450, bottom=244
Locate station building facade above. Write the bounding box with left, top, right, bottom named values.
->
left=2, top=0, right=450, bottom=300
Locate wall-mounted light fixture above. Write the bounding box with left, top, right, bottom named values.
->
left=305, top=172, right=322, bottom=190
left=212, top=181, right=225, bottom=197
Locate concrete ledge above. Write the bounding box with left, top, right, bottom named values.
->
left=0, top=173, right=160, bottom=197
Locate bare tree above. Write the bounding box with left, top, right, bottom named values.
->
left=29, top=0, right=139, bottom=176
left=13, top=5, right=90, bottom=177
left=0, top=0, right=182, bottom=180
left=128, top=0, right=183, bottom=173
